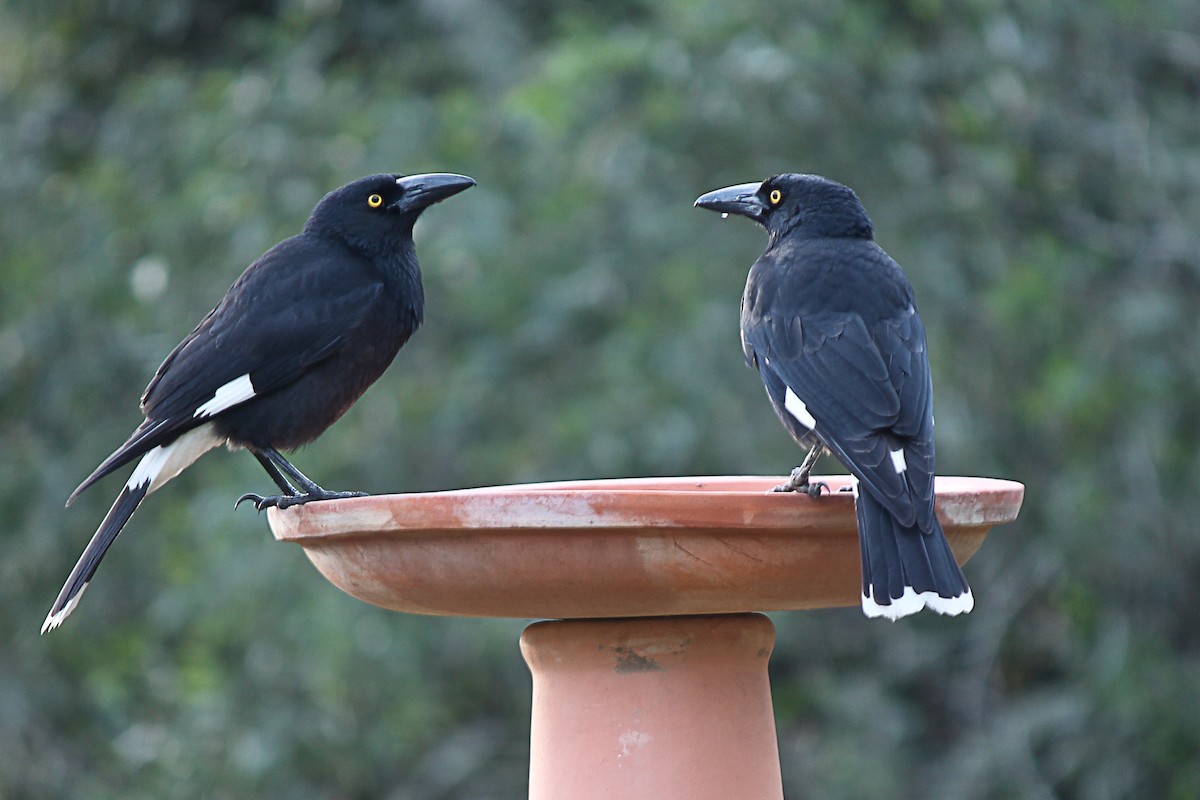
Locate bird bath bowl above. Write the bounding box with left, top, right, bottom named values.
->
left=267, top=475, right=1023, bottom=799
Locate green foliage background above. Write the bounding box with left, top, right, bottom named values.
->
left=3, top=1, right=1199, bottom=797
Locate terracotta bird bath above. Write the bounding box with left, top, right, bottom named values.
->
left=267, top=475, right=1023, bottom=799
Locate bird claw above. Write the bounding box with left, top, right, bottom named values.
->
left=777, top=481, right=828, bottom=497
left=235, top=493, right=275, bottom=512
left=772, top=467, right=827, bottom=497
left=235, top=489, right=369, bottom=512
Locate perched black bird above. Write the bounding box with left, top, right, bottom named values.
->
left=695, top=173, right=971, bottom=619
left=44, top=172, right=475, bottom=633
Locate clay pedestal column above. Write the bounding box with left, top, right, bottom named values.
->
left=267, top=475, right=1024, bottom=800
left=522, top=614, right=781, bottom=800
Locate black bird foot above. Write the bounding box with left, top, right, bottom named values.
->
left=772, top=467, right=827, bottom=497
left=235, top=489, right=369, bottom=512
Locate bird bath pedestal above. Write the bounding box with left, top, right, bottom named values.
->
left=267, top=475, right=1023, bottom=799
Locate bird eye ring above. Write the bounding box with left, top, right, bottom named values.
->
left=367, top=193, right=383, bottom=208
left=769, top=189, right=782, bottom=205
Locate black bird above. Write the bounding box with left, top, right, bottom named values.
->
left=43, top=172, right=475, bottom=633
left=695, top=173, right=972, bottom=619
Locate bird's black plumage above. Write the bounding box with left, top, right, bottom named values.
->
left=45, top=172, right=475, bottom=633
left=695, top=173, right=971, bottom=619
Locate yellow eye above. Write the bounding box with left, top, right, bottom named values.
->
left=367, top=193, right=383, bottom=208
left=769, top=189, right=782, bottom=205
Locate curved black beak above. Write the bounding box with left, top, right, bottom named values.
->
left=694, top=181, right=766, bottom=222
left=394, top=173, right=476, bottom=212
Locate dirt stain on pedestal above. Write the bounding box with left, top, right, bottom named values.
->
left=612, top=646, right=664, bottom=673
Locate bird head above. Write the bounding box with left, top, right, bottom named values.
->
left=694, top=173, right=873, bottom=241
left=306, top=172, right=476, bottom=251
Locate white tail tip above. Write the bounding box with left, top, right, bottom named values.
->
left=41, top=581, right=89, bottom=635
left=862, top=585, right=974, bottom=620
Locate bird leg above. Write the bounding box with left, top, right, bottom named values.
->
left=251, top=450, right=300, bottom=496
left=236, top=447, right=368, bottom=511
left=773, top=444, right=827, bottom=496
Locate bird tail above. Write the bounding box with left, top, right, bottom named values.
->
left=855, top=486, right=973, bottom=620
left=42, top=482, right=149, bottom=634
left=47, top=425, right=221, bottom=633
left=66, top=419, right=173, bottom=506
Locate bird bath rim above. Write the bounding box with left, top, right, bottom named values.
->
left=266, top=475, right=1023, bottom=619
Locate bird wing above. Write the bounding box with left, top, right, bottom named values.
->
left=141, top=238, right=384, bottom=420
left=69, top=236, right=384, bottom=502
left=742, top=250, right=937, bottom=532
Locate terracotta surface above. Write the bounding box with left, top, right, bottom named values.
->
left=267, top=475, right=1023, bottom=619
left=522, top=614, right=782, bottom=800
left=266, top=474, right=1024, bottom=799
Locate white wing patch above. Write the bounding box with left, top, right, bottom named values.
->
left=125, top=423, right=222, bottom=494
left=193, top=374, right=256, bottom=418
left=783, top=387, right=817, bottom=430
left=889, top=447, right=907, bottom=474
